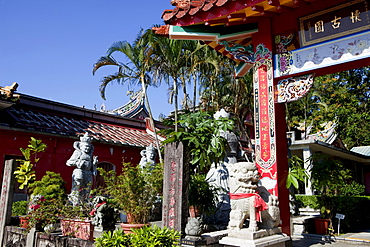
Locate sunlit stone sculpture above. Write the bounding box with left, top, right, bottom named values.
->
left=66, top=132, right=98, bottom=206
left=226, top=161, right=280, bottom=239
left=139, top=144, right=157, bottom=169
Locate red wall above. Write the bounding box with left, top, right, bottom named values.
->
left=0, top=129, right=144, bottom=192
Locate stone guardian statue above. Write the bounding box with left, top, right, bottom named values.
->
left=66, top=132, right=98, bottom=206
left=139, top=144, right=157, bottom=169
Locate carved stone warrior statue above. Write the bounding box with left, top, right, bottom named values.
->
left=66, top=132, right=98, bottom=206
left=139, top=144, right=157, bottom=169
left=227, top=162, right=280, bottom=237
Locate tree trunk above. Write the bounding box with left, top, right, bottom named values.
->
left=142, top=80, right=163, bottom=163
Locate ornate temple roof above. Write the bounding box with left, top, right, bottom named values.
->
left=0, top=94, right=161, bottom=148
left=105, top=90, right=149, bottom=120
left=161, top=0, right=301, bottom=26
left=153, top=0, right=332, bottom=77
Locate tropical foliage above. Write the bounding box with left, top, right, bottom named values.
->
left=14, top=137, right=47, bottom=191
left=285, top=155, right=309, bottom=190
left=287, top=67, right=370, bottom=149
left=309, top=153, right=352, bottom=196
left=93, top=29, right=163, bottom=162
left=188, top=173, right=217, bottom=215
left=94, top=28, right=254, bottom=143
left=161, top=111, right=234, bottom=171
left=95, top=162, right=163, bottom=224
left=95, top=225, right=180, bottom=247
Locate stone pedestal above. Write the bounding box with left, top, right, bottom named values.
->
left=228, top=227, right=282, bottom=239
left=220, top=228, right=290, bottom=247
left=202, top=230, right=228, bottom=246
left=181, top=237, right=207, bottom=247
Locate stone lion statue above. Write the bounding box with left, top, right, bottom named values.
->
left=227, top=162, right=280, bottom=234
left=90, top=196, right=117, bottom=231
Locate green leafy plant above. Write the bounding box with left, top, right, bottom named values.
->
left=309, top=153, right=352, bottom=219
left=27, top=197, right=64, bottom=230
left=339, top=181, right=365, bottom=196
left=161, top=111, right=234, bottom=171
left=285, top=155, right=309, bottom=189
left=28, top=171, right=67, bottom=200
left=59, top=201, right=94, bottom=220
left=189, top=173, right=217, bottom=216
left=94, top=229, right=131, bottom=247
left=309, top=153, right=352, bottom=197
left=14, top=137, right=47, bottom=191
left=130, top=225, right=180, bottom=247
left=95, top=161, right=163, bottom=224
left=11, top=200, right=28, bottom=216
left=295, top=195, right=320, bottom=209
left=94, top=225, right=180, bottom=247
left=24, top=172, right=68, bottom=231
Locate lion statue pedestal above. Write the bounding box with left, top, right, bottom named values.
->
left=219, top=162, right=290, bottom=247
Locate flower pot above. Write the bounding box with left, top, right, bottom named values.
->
left=60, top=219, right=94, bottom=241
left=120, top=223, right=149, bottom=234
left=314, top=218, right=330, bottom=235
left=19, top=216, right=29, bottom=229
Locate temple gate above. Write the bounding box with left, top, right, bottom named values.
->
left=155, top=0, right=370, bottom=235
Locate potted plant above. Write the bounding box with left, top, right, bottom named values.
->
left=309, top=153, right=352, bottom=235
left=59, top=199, right=95, bottom=240
left=26, top=171, right=67, bottom=232
left=18, top=172, right=67, bottom=232
left=14, top=137, right=47, bottom=195
left=27, top=196, right=64, bottom=232
left=95, top=161, right=163, bottom=233
left=13, top=137, right=47, bottom=228
left=11, top=200, right=28, bottom=227
left=188, top=173, right=217, bottom=218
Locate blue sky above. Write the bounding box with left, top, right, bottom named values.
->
left=0, top=0, right=175, bottom=119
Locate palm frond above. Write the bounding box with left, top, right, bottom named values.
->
left=92, top=56, right=119, bottom=75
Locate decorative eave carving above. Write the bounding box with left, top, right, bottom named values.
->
left=0, top=82, right=20, bottom=110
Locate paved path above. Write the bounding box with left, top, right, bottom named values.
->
left=292, top=233, right=370, bottom=246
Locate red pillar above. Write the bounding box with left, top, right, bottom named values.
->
left=252, top=18, right=290, bottom=235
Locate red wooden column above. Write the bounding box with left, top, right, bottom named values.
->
left=252, top=18, right=290, bottom=235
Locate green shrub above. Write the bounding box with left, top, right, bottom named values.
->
left=130, top=225, right=180, bottom=247
left=339, top=181, right=365, bottom=196
left=189, top=173, right=217, bottom=216
left=295, top=195, right=320, bottom=209
left=12, top=200, right=28, bottom=216
left=94, top=225, right=180, bottom=247
left=95, top=229, right=130, bottom=247
left=296, top=195, right=370, bottom=233
left=28, top=171, right=67, bottom=200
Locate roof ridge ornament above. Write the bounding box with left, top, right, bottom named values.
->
left=171, top=0, right=191, bottom=9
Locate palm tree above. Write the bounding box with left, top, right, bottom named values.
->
left=149, top=36, right=189, bottom=131
left=92, top=29, right=163, bottom=163
left=185, top=41, right=219, bottom=112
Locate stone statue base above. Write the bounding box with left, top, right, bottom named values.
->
left=228, top=227, right=282, bottom=239
left=180, top=238, right=207, bottom=246
left=220, top=228, right=290, bottom=247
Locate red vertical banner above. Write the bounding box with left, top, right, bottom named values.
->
left=252, top=19, right=290, bottom=235
left=253, top=44, right=277, bottom=196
